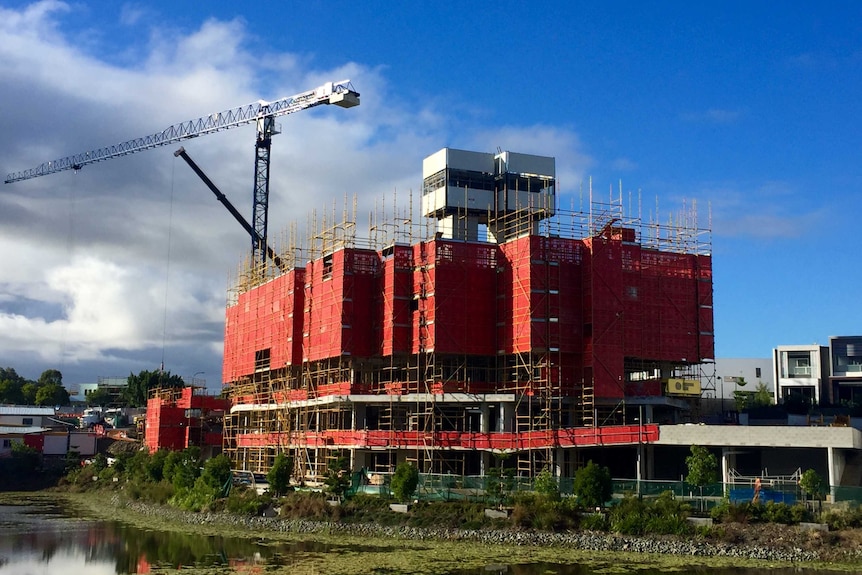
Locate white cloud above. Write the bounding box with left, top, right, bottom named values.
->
left=0, top=3, right=592, bottom=386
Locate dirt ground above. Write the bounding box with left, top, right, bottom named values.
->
left=711, top=522, right=862, bottom=562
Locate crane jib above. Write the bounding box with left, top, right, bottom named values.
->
left=4, top=80, right=359, bottom=184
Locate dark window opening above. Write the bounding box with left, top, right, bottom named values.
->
left=255, top=348, right=271, bottom=372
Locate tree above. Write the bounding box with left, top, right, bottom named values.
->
left=267, top=453, right=293, bottom=496
left=390, top=461, right=419, bottom=502
left=38, top=369, right=63, bottom=387
left=201, top=454, right=233, bottom=495
left=86, top=387, right=113, bottom=407
left=21, top=382, right=38, bottom=405
left=486, top=454, right=514, bottom=508
left=169, top=447, right=202, bottom=490
left=324, top=455, right=351, bottom=499
left=146, top=449, right=169, bottom=482
left=35, top=383, right=70, bottom=406
left=800, top=468, right=825, bottom=515
left=573, top=460, right=613, bottom=509
left=752, top=382, right=773, bottom=407
left=686, top=445, right=718, bottom=512
left=124, top=369, right=185, bottom=407
left=0, top=378, right=25, bottom=405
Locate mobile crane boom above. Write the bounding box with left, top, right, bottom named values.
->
left=5, top=79, right=359, bottom=265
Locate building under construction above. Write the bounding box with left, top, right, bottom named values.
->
left=221, top=148, right=713, bottom=482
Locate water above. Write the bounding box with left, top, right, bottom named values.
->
left=0, top=502, right=324, bottom=574
left=0, top=501, right=832, bottom=575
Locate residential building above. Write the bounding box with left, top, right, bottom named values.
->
left=772, top=344, right=830, bottom=405
left=830, top=336, right=862, bottom=405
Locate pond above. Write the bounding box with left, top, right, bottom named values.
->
left=0, top=499, right=837, bottom=575
left=0, top=501, right=326, bottom=573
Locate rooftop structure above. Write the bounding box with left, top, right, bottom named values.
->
left=221, top=148, right=713, bottom=482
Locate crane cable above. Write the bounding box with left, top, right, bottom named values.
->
left=59, top=170, right=79, bottom=379
left=160, top=157, right=177, bottom=386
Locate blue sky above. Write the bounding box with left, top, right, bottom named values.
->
left=0, top=1, right=860, bottom=388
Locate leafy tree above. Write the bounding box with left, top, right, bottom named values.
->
left=86, top=387, right=113, bottom=407
left=170, top=447, right=202, bottom=490
left=35, top=383, right=70, bottom=406
left=752, top=382, right=773, bottom=407
left=162, top=450, right=183, bottom=484
left=686, top=445, right=718, bottom=512
left=267, top=453, right=293, bottom=496
left=573, top=460, right=613, bottom=508
left=0, top=368, right=27, bottom=404
left=201, top=454, right=233, bottom=493
left=124, top=369, right=185, bottom=407
left=125, top=449, right=151, bottom=482
left=390, top=461, right=419, bottom=502
left=146, top=449, right=169, bottom=482
left=533, top=469, right=561, bottom=501
left=0, top=381, right=24, bottom=404
left=800, top=468, right=825, bottom=516
left=486, top=455, right=514, bottom=508
left=38, top=369, right=63, bottom=387
left=21, top=382, right=38, bottom=405
left=324, top=455, right=351, bottom=499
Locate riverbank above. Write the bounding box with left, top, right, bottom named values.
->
left=46, top=491, right=862, bottom=573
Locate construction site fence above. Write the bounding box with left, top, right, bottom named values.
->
left=348, top=474, right=862, bottom=507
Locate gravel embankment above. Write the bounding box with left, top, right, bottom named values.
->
left=114, top=498, right=839, bottom=564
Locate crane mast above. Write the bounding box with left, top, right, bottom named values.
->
left=5, top=80, right=360, bottom=266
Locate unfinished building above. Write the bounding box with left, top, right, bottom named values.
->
left=221, top=148, right=713, bottom=482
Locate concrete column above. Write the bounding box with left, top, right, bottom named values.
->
left=645, top=444, right=655, bottom=480
left=500, top=402, right=513, bottom=433
left=480, top=403, right=490, bottom=433
left=555, top=448, right=565, bottom=477
left=636, top=443, right=644, bottom=496
left=828, top=447, right=846, bottom=499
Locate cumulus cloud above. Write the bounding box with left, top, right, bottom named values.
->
left=698, top=180, right=827, bottom=240
left=0, top=3, right=592, bottom=386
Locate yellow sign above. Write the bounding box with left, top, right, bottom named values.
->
left=666, top=378, right=701, bottom=396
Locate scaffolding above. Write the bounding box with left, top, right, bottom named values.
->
left=222, top=179, right=712, bottom=482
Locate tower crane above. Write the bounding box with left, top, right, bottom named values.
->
left=5, top=80, right=360, bottom=266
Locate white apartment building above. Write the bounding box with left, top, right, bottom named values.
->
left=773, top=344, right=831, bottom=405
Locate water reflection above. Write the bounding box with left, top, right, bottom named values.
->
left=0, top=503, right=327, bottom=574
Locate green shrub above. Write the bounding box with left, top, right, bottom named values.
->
left=278, top=491, right=335, bottom=520
left=711, top=500, right=764, bottom=524
left=222, top=487, right=272, bottom=515
left=579, top=512, right=608, bottom=531
left=97, top=466, right=117, bottom=483
left=170, top=477, right=218, bottom=512
left=572, top=461, right=612, bottom=509
left=789, top=503, right=811, bottom=524
left=267, top=453, right=293, bottom=496
left=141, top=480, right=174, bottom=504
left=533, top=470, right=560, bottom=502
left=608, top=492, right=692, bottom=536
left=390, top=462, right=419, bottom=502
left=823, top=504, right=862, bottom=531
left=762, top=501, right=794, bottom=524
